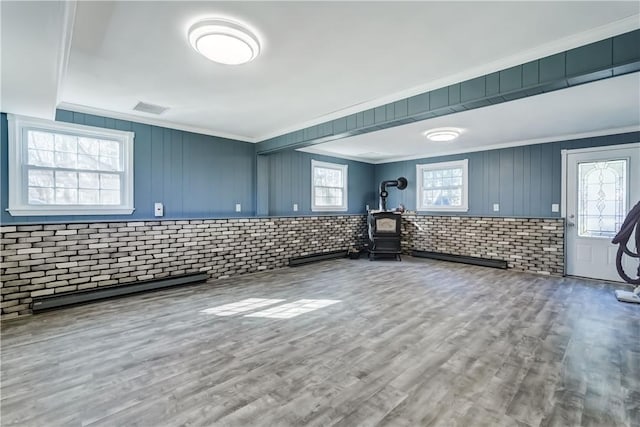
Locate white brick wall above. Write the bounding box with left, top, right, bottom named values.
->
left=0, top=214, right=565, bottom=319
left=1, top=216, right=368, bottom=319
left=401, top=215, right=564, bottom=275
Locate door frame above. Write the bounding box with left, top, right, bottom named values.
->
left=561, top=142, right=640, bottom=277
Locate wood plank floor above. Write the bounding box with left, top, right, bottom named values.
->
left=1, top=257, right=639, bottom=427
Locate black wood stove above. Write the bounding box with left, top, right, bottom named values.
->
left=368, top=177, right=407, bottom=260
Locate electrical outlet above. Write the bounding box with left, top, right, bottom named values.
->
left=551, top=203, right=559, bottom=213
left=366, top=204, right=370, bottom=211
left=493, top=203, right=500, bottom=212
left=154, top=202, right=164, bottom=217
left=235, top=203, right=241, bottom=212
left=293, top=203, right=298, bottom=212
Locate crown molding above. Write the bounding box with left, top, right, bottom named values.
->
left=380, top=125, right=640, bottom=164
left=56, top=102, right=258, bottom=143
left=56, top=15, right=639, bottom=145
left=302, top=126, right=640, bottom=165
left=257, top=15, right=640, bottom=142
left=296, top=146, right=378, bottom=164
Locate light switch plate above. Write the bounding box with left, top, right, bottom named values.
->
left=551, top=203, right=559, bottom=212
left=235, top=203, right=241, bottom=212
left=154, top=202, right=163, bottom=217
left=493, top=203, right=500, bottom=212
left=293, top=203, right=298, bottom=212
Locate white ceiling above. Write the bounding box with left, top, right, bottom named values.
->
left=1, top=1, right=639, bottom=148
left=0, top=1, right=73, bottom=119
left=299, top=72, right=640, bottom=163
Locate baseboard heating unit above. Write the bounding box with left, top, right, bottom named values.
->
left=411, top=250, right=508, bottom=269
left=289, top=250, right=348, bottom=267
left=32, top=272, right=208, bottom=313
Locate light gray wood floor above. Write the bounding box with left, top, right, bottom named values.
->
left=1, top=257, right=639, bottom=427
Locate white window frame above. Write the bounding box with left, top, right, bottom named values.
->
left=7, top=114, right=135, bottom=216
left=311, top=159, right=348, bottom=212
left=416, top=159, right=469, bottom=212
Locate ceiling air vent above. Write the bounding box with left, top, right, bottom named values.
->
left=133, top=101, right=169, bottom=115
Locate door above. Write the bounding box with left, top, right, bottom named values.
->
left=564, top=143, right=640, bottom=282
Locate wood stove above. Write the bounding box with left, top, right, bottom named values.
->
left=368, top=211, right=403, bottom=260
left=368, top=177, right=407, bottom=260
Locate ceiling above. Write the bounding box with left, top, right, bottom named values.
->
left=299, top=72, right=640, bottom=163
left=1, top=1, right=639, bottom=149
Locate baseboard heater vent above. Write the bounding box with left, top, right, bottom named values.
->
left=32, top=272, right=208, bottom=313
left=411, top=250, right=508, bottom=269
left=289, top=250, right=348, bottom=267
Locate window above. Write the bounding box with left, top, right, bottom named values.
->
left=311, top=160, right=348, bottom=211
left=416, top=159, right=468, bottom=212
left=7, top=114, right=134, bottom=216
left=577, top=160, right=627, bottom=238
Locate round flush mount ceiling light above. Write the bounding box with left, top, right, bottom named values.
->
left=424, top=128, right=461, bottom=142
left=188, top=18, right=260, bottom=65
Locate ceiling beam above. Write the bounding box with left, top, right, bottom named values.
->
left=257, top=29, right=640, bottom=155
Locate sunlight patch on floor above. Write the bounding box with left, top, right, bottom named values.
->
left=200, top=298, right=341, bottom=319
left=200, top=298, right=285, bottom=316
left=244, top=299, right=341, bottom=319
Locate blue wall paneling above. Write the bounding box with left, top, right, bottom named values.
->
left=0, top=111, right=257, bottom=224
left=374, top=132, right=640, bottom=218
left=2, top=110, right=637, bottom=222
left=2, top=28, right=639, bottom=223
left=263, top=150, right=376, bottom=216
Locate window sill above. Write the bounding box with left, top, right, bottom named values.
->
left=417, top=207, right=469, bottom=213
left=7, top=207, right=135, bottom=216
left=311, top=207, right=348, bottom=212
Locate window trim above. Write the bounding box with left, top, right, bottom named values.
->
left=7, top=114, right=135, bottom=216
left=311, top=159, right=348, bottom=212
left=416, top=159, right=469, bottom=212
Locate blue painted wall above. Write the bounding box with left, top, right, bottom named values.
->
left=260, top=150, right=376, bottom=216
left=375, top=131, right=639, bottom=217
left=2, top=109, right=636, bottom=223
left=0, top=111, right=256, bottom=224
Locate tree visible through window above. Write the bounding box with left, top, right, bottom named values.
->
left=8, top=114, right=134, bottom=216
left=416, top=159, right=468, bottom=212
left=311, top=160, right=348, bottom=211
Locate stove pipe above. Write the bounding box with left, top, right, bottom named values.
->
left=379, top=177, right=408, bottom=211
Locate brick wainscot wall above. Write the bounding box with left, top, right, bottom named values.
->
left=1, top=214, right=565, bottom=319
left=0, top=216, right=368, bottom=319
left=400, top=215, right=564, bottom=275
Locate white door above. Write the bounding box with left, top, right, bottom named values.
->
left=564, top=143, right=640, bottom=282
